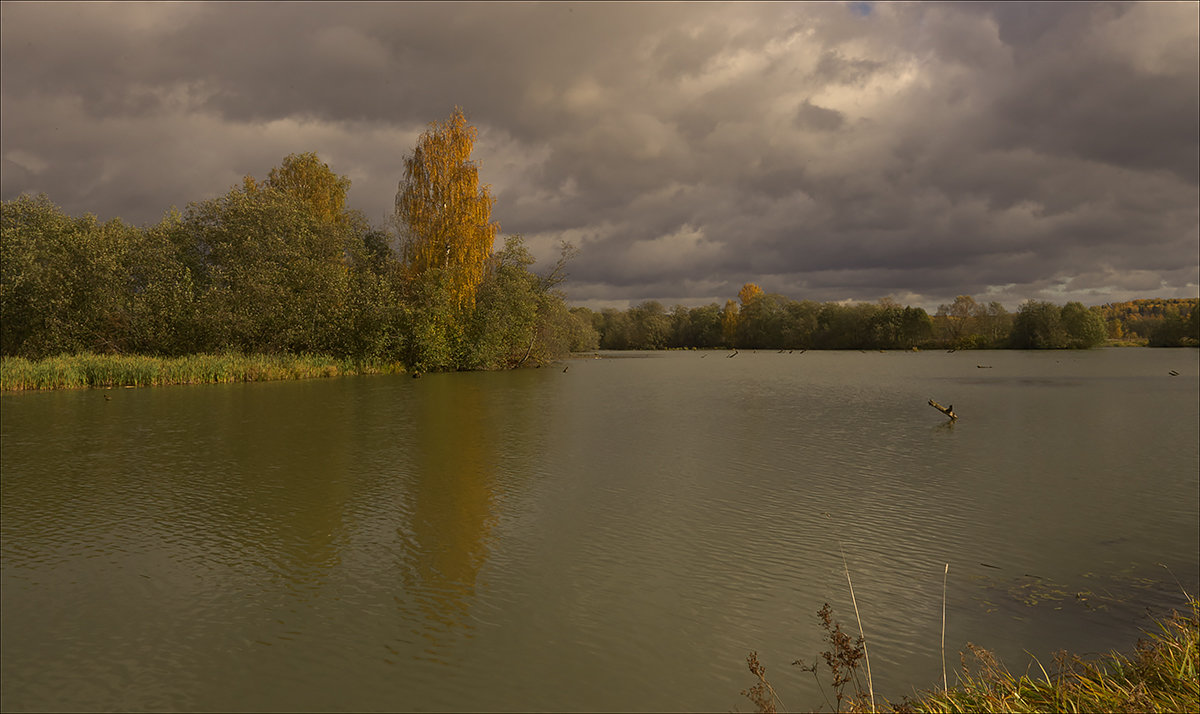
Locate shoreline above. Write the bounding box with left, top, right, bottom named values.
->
left=4, top=344, right=1194, bottom=392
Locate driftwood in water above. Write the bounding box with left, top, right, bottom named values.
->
left=928, top=399, right=957, bottom=420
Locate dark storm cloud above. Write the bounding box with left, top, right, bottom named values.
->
left=795, top=100, right=845, bottom=132
left=2, top=1, right=1196, bottom=310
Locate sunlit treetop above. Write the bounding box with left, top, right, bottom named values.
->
left=738, top=283, right=764, bottom=307
left=263, top=152, right=353, bottom=224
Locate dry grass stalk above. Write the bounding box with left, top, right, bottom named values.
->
left=839, top=546, right=875, bottom=712
left=743, top=651, right=785, bottom=713
left=941, top=563, right=949, bottom=691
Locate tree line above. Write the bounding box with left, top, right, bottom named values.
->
left=3, top=107, right=1194, bottom=366
left=1, top=109, right=599, bottom=371
left=1093, top=298, right=1200, bottom=346
left=577, top=287, right=1198, bottom=351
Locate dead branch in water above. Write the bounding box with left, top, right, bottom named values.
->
left=929, top=399, right=957, bottom=420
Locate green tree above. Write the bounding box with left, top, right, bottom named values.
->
left=462, top=235, right=543, bottom=369
left=1011, top=300, right=1068, bottom=349
left=899, top=306, right=934, bottom=348
left=977, top=301, right=1012, bottom=347
left=869, top=299, right=904, bottom=349
left=1, top=194, right=78, bottom=356
left=341, top=263, right=404, bottom=362
left=936, top=295, right=980, bottom=347
left=0, top=194, right=133, bottom=357
left=454, top=235, right=586, bottom=369
left=1060, top=302, right=1107, bottom=349
left=179, top=182, right=358, bottom=354
left=264, top=152, right=353, bottom=224
left=688, top=303, right=725, bottom=348
left=565, top=308, right=601, bottom=352
left=628, top=301, right=671, bottom=349
left=1148, top=305, right=1200, bottom=347
left=781, top=300, right=821, bottom=349
left=816, top=302, right=876, bottom=349
left=399, top=268, right=461, bottom=372
left=598, top=308, right=632, bottom=349
left=668, top=304, right=692, bottom=348
left=738, top=293, right=789, bottom=349
left=123, top=208, right=201, bottom=355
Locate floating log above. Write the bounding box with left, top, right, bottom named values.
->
left=928, top=399, right=957, bottom=420
left=977, top=364, right=992, bottom=369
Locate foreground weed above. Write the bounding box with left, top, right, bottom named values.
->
left=793, top=603, right=872, bottom=713
left=742, top=603, right=870, bottom=714
left=743, top=651, right=786, bottom=713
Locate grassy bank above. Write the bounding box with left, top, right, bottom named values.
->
left=746, top=595, right=1198, bottom=713
left=905, top=596, right=1199, bottom=713
left=0, top=352, right=407, bottom=391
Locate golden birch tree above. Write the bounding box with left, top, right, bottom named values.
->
left=395, top=107, right=498, bottom=310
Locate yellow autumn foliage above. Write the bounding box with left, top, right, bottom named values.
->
left=395, top=107, right=498, bottom=311
left=738, top=283, right=765, bottom=307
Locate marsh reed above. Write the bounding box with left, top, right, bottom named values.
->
left=0, top=352, right=406, bottom=391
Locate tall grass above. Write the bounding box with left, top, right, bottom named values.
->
left=745, top=594, right=1199, bottom=714
left=907, top=595, right=1199, bottom=713
left=0, top=352, right=406, bottom=391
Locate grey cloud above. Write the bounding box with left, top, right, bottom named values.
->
left=984, top=1, right=1129, bottom=49
left=794, top=100, right=845, bottom=132
left=987, top=59, right=1198, bottom=182
left=1, top=1, right=1196, bottom=312
left=813, top=50, right=884, bottom=86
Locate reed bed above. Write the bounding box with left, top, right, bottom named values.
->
left=0, top=352, right=406, bottom=391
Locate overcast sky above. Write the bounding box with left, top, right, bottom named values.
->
left=2, top=1, right=1197, bottom=311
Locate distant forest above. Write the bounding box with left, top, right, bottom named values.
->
left=574, top=290, right=1199, bottom=352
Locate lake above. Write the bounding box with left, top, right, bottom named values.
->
left=2, top=348, right=1197, bottom=711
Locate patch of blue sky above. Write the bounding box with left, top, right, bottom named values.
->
left=848, top=1, right=873, bottom=17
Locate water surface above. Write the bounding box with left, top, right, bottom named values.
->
left=3, top=348, right=1197, bottom=711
